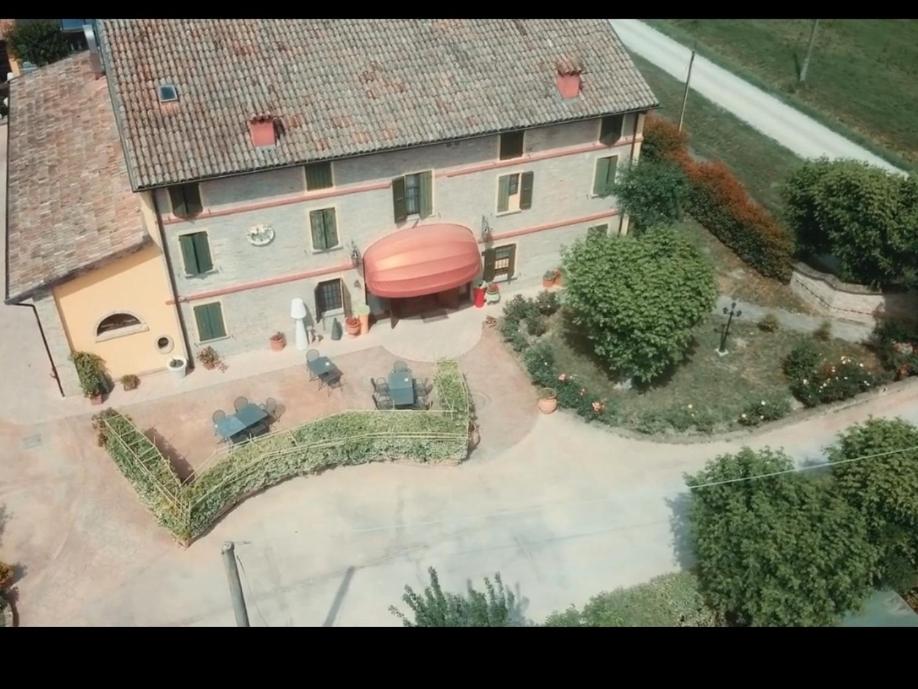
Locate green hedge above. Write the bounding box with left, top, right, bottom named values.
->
left=96, top=360, right=471, bottom=543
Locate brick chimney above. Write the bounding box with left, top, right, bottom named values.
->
left=556, top=57, right=582, bottom=99
left=249, top=115, right=277, bottom=148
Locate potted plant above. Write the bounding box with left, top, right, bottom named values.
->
left=538, top=388, right=558, bottom=414
left=72, top=351, right=109, bottom=404
left=197, top=346, right=221, bottom=370
left=543, top=269, right=559, bottom=288
left=345, top=315, right=361, bottom=337
left=168, top=357, right=187, bottom=379
left=355, top=303, right=371, bottom=335
left=485, top=281, right=501, bottom=304
left=269, top=331, right=286, bottom=351
left=120, top=374, right=140, bottom=391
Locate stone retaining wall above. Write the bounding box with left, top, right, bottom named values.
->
left=790, top=262, right=918, bottom=326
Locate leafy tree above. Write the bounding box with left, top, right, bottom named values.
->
left=6, top=20, right=71, bottom=67
left=561, top=228, right=716, bottom=383
left=611, top=159, right=690, bottom=233
left=545, top=571, right=718, bottom=627
left=686, top=447, right=879, bottom=626
left=827, top=418, right=918, bottom=573
left=783, top=158, right=918, bottom=287
left=389, top=567, right=526, bottom=627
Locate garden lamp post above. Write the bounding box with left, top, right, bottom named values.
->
left=290, top=298, right=309, bottom=351
left=718, top=301, right=742, bottom=355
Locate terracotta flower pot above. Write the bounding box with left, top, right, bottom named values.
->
left=270, top=337, right=286, bottom=351
left=538, top=394, right=558, bottom=414
left=345, top=317, right=361, bottom=337
left=90, top=393, right=104, bottom=406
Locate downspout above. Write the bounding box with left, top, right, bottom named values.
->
left=4, top=103, right=65, bottom=396
left=151, top=191, right=195, bottom=370
left=620, top=111, right=643, bottom=235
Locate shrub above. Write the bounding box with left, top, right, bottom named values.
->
left=610, top=159, right=690, bottom=233
left=687, top=447, right=879, bottom=626
left=196, top=346, right=221, bottom=368
left=526, top=316, right=547, bottom=337
left=635, top=404, right=719, bottom=434
left=71, top=351, right=109, bottom=398
left=389, top=567, right=527, bottom=627
left=872, top=320, right=918, bottom=378
left=790, top=355, right=879, bottom=408
left=6, top=20, right=70, bottom=66
left=737, top=395, right=792, bottom=427
left=783, top=341, right=821, bottom=380
left=562, top=228, right=716, bottom=383
left=814, top=319, right=832, bottom=341
left=641, top=114, right=691, bottom=165
left=523, top=342, right=556, bottom=388
left=758, top=313, right=780, bottom=332
left=684, top=159, right=795, bottom=281
left=784, top=158, right=918, bottom=288
left=0, top=561, right=13, bottom=589
left=544, top=571, right=719, bottom=627
left=120, top=374, right=140, bottom=391
left=502, top=294, right=537, bottom=324
left=535, top=290, right=560, bottom=316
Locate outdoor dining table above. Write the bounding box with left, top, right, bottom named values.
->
left=214, top=403, right=269, bottom=443
left=308, top=355, right=341, bottom=387
left=387, top=368, right=415, bottom=408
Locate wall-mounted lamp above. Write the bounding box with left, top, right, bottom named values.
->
left=350, top=241, right=361, bottom=268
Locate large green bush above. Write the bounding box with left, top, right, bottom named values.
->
left=784, top=346, right=880, bottom=408
left=562, top=228, right=716, bottom=383
left=610, top=159, right=690, bottom=233
left=72, top=351, right=110, bottom=398
left=545, top=571, right=719, bottom=627
left=6, top=20, right=70, bottom=66
left=686, top=447, right=879, bottom=626
left=784, top=159, right=918, bottom=287
left=389, top=567, right=527, bottom=627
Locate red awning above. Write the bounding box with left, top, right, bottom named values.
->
left=363, top=224, right=481, bottom=299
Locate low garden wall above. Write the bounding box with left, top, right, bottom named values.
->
left=94, top=359, right=472, bottom=545
left=790, top=261, right=918, bottom=326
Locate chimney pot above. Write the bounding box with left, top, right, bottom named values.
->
left=556, top=58, right=582, bottom=99
left=249, top=116, right=277, bottom=148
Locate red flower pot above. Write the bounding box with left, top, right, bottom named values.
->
left=473, top=286, right=486, bottom=308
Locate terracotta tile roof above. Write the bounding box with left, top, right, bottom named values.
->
left=5, top=52, right=148, bottom=302
left=97, top=19, right=658, bottom=190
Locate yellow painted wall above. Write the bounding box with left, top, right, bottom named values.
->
left=53, top=244, right=186, bottom=378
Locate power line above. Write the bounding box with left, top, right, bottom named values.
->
left=688, top=443, right=918, bottom=490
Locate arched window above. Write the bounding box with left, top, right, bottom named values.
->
left=96, top=313, right=143, bottom=337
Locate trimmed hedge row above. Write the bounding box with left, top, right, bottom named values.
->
left=95, top=360, right=471, bottom=543
left=642, top=115, right=795, bottom=282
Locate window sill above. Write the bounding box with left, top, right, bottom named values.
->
left=95, top=324, right=150, bottom=343
left=196, top=334, right=230, bottom=346
left=309, top=245, right=344, bottom=255
left=495, top=209, right=523, bottom=217
left=184, top=269, right=219, bottom=279
left=306, top=185, right=335, bottom=193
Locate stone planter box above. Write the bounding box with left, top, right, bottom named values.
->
left=790, top=261, right=918, bottom=326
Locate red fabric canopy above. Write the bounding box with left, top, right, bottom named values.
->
left=363, top=224, right=481, bottom=299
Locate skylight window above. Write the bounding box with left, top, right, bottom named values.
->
left=158, top=84, right=178, bottom=103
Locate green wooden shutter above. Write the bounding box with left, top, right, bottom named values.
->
left=179, top=234, right=198, bottom=274
left=324, top=209, right=338, bottom=247
left=594, top=158, right=612, bottom=197
left=497, top=175, right=511, bottom=213
left=520, top=172, right=534, bottom=210
left=194, top=303, right=226, bottom=342
left=419, top=171, right=433, bottom=218
left=310, top=210, right=327, bottom=250
left=169, top=186, right=187, bottom=217
left=605, top=156, right=618, bottom=196
left=392, top=176, right=407, bottom=223
left=482, top=248, right=496, bottom=281
left=191, top=232, right=212, bottom=273
left=306, top=162, right=333, bottom=190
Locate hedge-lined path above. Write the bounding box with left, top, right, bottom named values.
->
left=713, top=296, right=873, bottom=344
left=5, top=322, right=918, bottom=625
left=611, top=20, right=906, bottom=175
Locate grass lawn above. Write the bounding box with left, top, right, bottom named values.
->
left=679, top=218, right=812, bottom=314
left=647, top=19, right=918, bottom=172
left=543, top=307, right=879, bottom=435
left=630, top=52, right=804, bottom=217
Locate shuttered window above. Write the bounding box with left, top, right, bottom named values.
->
left=593, top=156, right=618, bottom=197
left=482, top=245, right=516, bottom=281
left=309, top=208, right=339, bottom=251
left=499, top=131, right=525, bottom=160
left=305, top=162, right=333, bottom=190
left=599, top=114, right=625, bottom=145
left=393, top=171, right=433, bottom=222
left=497, top=172, right=534, bottom=213
left=168, top=183, right=203, bottom=218
left=316, top=279, right=344, bottom=317
left=193, top=302, right=227, bottom=342
left=178, top=232, right=213, bottom=276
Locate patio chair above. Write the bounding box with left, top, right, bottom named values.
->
left=234, top=396, right=249, bottom=412
left=307, top=349, right=320, bottom=380
left=373, top=392, right=394, bottom=410
left=261, top=397, right=278, bottom=420
left=372, top=377, right=389, bottom=394
left=325, top=371, right=343, bottom=396
left=212, top=410, right=226, bottom=434
left=393, top=360, right=409, bottom=372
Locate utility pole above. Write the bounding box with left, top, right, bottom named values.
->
left=678, top=45, right=696, bottom=132
left=799, top=19, right=820, bottom=84
left=221, top=541, right=250, bottom=627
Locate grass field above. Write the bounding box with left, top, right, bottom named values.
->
left=647, top=19, right=918, bottom=172
left=630, top=53, right=803, bottom=216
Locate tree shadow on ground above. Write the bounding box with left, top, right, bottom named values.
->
left=146, top=428, right=194, bottom=482
left=666, top=491, right=697, bottom=571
